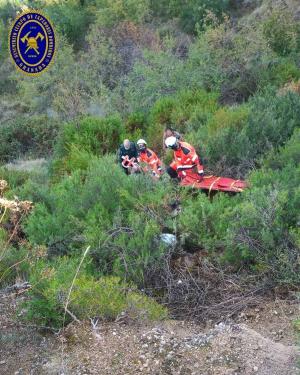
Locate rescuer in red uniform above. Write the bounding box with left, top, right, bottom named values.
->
left=164, top=136, right=204, bottom=180
left=137, top=139, right=162, bottom=177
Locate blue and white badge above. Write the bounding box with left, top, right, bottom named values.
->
left=9, top=10, right=56, bottom=75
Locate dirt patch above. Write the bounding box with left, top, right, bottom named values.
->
left=0, top=293, right=57, bottom=375
left=0, top=292, right=299, bottom=375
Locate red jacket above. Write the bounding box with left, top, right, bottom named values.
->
left=170, top=141, right=203, bottom=174
left=138, top=148, right=162, bottom=175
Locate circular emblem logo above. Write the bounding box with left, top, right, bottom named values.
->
left=9, top=11, right=56, bottom=75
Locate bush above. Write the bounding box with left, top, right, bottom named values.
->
left=245, top=90, right=300, bottom=158
left=117, top=47, right=202, bottom=113
left=86, top=205, right=166, bottom=285
left=0, top=242, right=30, bottom=287
left=15, top=35, right=88, bottom=121
left=223, top=185, right=300, bottom=284
left=187, top=104, right=250, bottom=176
left=24, top=257, right=167, bottom=328
left=45, top=2, right=94, bottom=49
left=83, top=24, right=124, bottom=90
left=188, top=16, right=274, bottom=103
left=268, top=60, right=300, bottom=87
left=24, top=171, right=86, bottom=256
left=177, top=0, right=230, bottom=34
left=24, top=156, right=175, bottom=284
left=178, top=120, right=300, bottom=286
left=0, top=116, right=59, bottom=163
left=178, top=192, right=236, bottom=252
left=52, top=115, right=124, bottom=176
left=82, top=160, right=174, bottom=285
left=0, top=168, right=32, bottom=190
left=55, top=115, right=124, bottom=158
left=146, top=89, right=219, bottom=153
left=188, top=88, right=300, bottom=177
left=95, top=0, right=151, bottom=27
left=124, top=111, right=147, bottom=139
left=70, top=275, right=167, bottom=321
left=262, top=128, right=300, bottom=171
left=263, top=9, right=300, bottom=57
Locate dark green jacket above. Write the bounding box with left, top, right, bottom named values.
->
left=118, top=142, right=138, bottom=164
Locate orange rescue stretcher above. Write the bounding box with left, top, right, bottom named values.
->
left=122, top=156, right=248, bottom=193
left=178, top=170, right=248, bottom=194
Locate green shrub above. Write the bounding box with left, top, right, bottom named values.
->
left=83, top=24, right=124, bottom=90
left=245, top=90, right=300, bottom=158
left=86, top=206, right=165, bottom=285
left=24, top=172, right=86, bottom=256
left=24, top=257, right=167, bottom=328
left=224, top=185, right=300, bottom=284
left=179, top=120, right=300, bottom=285
left=188, top=16, right=278, bottom=102
left=263, top=9, right=300, bottom=57
left=95, top=0, right=151, bottom=27
left=82, top=160, right=173, bottom=284
left=178, top=192, right=236, bottom=252
left=51, top=145, right=98, bottom=177
left=187, top=104, right=250, bottom=176
left=118, top=48, right=202, bottom=113
left=219, top=131, right=300, bottom=281
left=0, top=116, right=59, bottom=163
left=24, top=257, right=83, bottom=328
left=268, top=60, right=300, bottom=87
left=262, top=128, right=300, bottom=171
left=124, top=111, right=147, bottom=141
left=0, top=168, right=32, bottom=190
left=24, top=156, right=174, bottom=284
left=70, top=275, right=167, bottom=321
left=55, top=115, right=124, bottom=158
left=0, top=238, right=30, bottom=286
left=45, top=2, right=94, bottom=49
left=188, top=89, right=300, bottom=177
left=180, top=90, right=219, bottom=133
left=147, top=89, right=219, bottom=153
left=177, top=0, right=230, bottom=34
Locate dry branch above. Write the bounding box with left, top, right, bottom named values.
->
left=0, top=198, right=33, bottom=213
left=0, top=180, right=8, bottom=196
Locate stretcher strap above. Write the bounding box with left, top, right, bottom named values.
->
left=229, top=179, right=244, bottom=192
left=209, top=177, right=221, bottom=196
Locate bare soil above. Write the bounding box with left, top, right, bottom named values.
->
left=0, top=291, right=299, bottom=375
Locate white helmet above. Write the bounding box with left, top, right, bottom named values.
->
left=137, top=139, right=147, bottom=145
left=137, top=139, right=147, bottom=151
left=165, top=136, right=178, bottom=149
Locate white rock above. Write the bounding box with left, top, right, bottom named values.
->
left=160, top=234, right=177, bottom=246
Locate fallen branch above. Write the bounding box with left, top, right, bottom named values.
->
left=65, top=307, right=80, bottom=323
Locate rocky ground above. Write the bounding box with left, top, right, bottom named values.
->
left=0, top=290, right=299, bottom=375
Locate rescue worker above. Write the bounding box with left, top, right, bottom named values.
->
left=118, top=139, right=139, bottom=175
left=164, top=136, right=204, bottom=181
left=163, top=127, right=182, bottom=150
left=137, top=139, right=162, bottom=177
